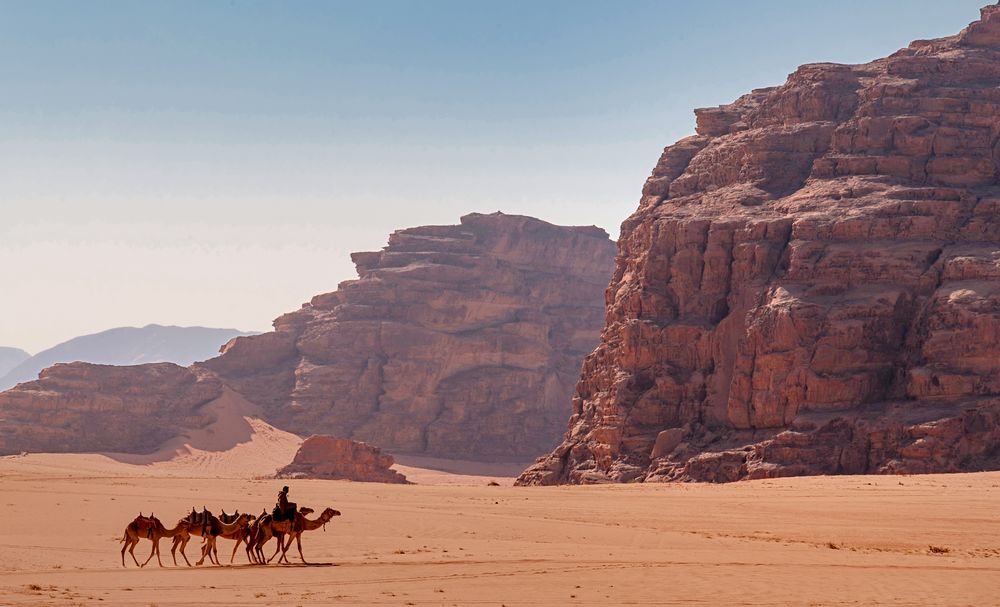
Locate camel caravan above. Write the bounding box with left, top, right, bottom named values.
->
left=120, top=486, right=341, bottom=567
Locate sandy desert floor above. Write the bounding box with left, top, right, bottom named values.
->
left=2, top=435, right=1000, bottom=606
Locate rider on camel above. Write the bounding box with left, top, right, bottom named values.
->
left=275, top=486, right=296, bottom=521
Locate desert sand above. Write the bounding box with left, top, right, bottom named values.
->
left=1, top=417, right=999, bottom=606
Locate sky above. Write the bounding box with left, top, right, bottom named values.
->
left=0, top=0, right=988, bottom=353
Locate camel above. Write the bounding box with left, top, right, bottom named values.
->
left=275, top=507, right=342, bottom=565
left=244, top=509, right=271, bottom=564
left=195, top=512, right=254, bottom=566
left=204, top=511, right=258, bottom=565
left=246, top=506, right=313, bottom=565
left=170, top=507, right=215, bottom=566
left=119, top=513, right=190, bottom=568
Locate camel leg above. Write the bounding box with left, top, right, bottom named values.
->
left=294, top=534, right=308, bottom=565
left=121, top=533, right=137, bottom=567
left=255, top=533, right=270, bottom=564
left=230, top=537, right=242, bottom=564
left=129, top=540, right=141, bottom=567
left=195, top=539, right=207, bottom=566
left=155, top=539, right=165, bottom=567
left=279, top=533, right=295, bottom=564
left=140, top=539, right=157, bottom=568
left=245, top=537, right=256, bottom=564
left=266, top=534, right=284, bottom=563
left=179, top=541, right=191, bottom=567
left=276, top=533, right=295, bottom=564
left=209, top=538, right=220, bottom=565
left=177, top=536, right=191, bottom=567
left=198, top=537, right=218, bottom=566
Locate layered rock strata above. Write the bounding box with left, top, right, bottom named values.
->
left=0, top=213, right=615, bottom=460
left=0, top=362, right=221, bottom=453
left=277, top=435, right=408, bottom=483
left=202, top=213, right=615, bottom=460
left=519, top=5, right=1000, bottom=484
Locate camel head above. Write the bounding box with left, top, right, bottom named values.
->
left=318, top=507, right=341, bottom=523
left=298, top=506, right=314, bottom=516
left=233, top=512, right=254, bottom=527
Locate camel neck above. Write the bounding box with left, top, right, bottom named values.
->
left=301, top=511, right=333, bottom=530
left=214, top=517, right=246, bottom=534
left=160, top=521, right=187, bottom=536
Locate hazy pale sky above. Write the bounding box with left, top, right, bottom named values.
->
left=0, top=0, right=987, bottom=353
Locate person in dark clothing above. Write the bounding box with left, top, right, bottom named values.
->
left=274, top=486, right=296, bottom=521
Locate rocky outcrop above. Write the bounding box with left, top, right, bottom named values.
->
left=277, top=435, right=408, bottom=483
left=519, top=5, right=1000, bottom=484
left=202, top=212, right=615, bottom=460
left=0, top=362, right=222, bottom=453
left=0, top=213, right=615, bottom=460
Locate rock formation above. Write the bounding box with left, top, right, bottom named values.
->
left=519, top=5, right=1000, bottom=484
left=0, top=362, right=222, bottom=453
left=202, top=212, right=615, bottom=460
left=277, top=435, right=408, bottom=483
left=0, top=213, right=615, bottom=460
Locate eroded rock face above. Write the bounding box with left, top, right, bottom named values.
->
left=203, top=213, right=615, bottom=460
left=519, top=6, right=1000, bottom=485
left=0, top=362, right=221, bottom=453
left=277, top=435, right=408, bottom=483
left=0, top=213, right=614, bottom=460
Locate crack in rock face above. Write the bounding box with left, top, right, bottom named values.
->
left=518, top=5, right=1000, bottom=485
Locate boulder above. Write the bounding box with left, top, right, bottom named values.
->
left=277, top=435, right=408, bottom=484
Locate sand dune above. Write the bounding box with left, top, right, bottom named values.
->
left=100, top=388, right=303, bottom=479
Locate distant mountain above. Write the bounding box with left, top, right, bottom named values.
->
left=0, top=325, right=256, bottom=390
left=0, top=347, right=30, bottom=379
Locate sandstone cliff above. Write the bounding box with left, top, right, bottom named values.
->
left=277, top=435, right=408, bottom=483
left=0, top=362, right=221, bottom=453
left=202, top=212, right=615, bottom=460
left=519, top=6, right=1000, bottom=484
left=0, top=213, right=615, bottom=461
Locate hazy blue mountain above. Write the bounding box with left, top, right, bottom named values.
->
left=0, top=325, right=256, bottom=390
left=0, top=347, right=30, bottom=379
